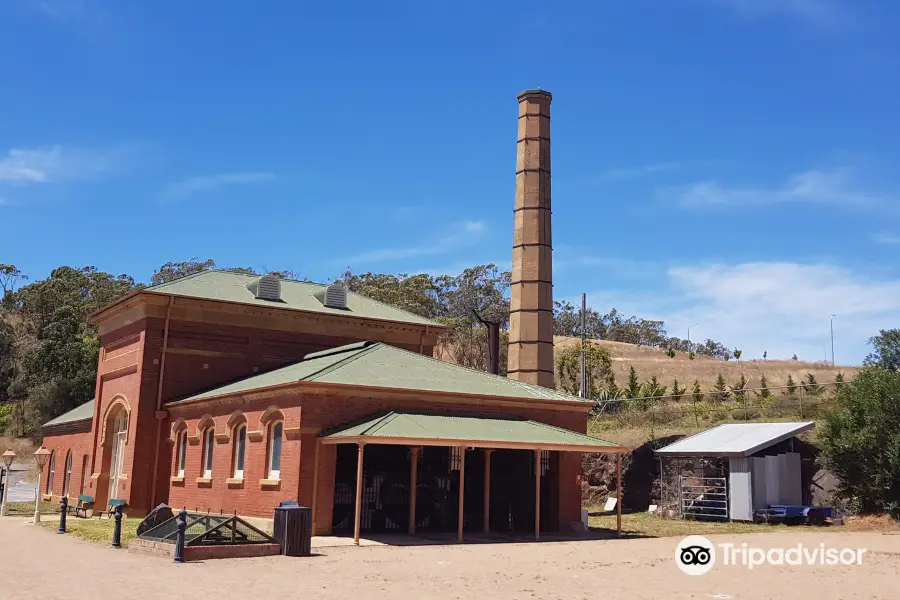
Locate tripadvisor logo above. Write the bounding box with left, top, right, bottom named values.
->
left=675, top=535, right=867, bottom=575
left=676, top=535, right=716, bottom=576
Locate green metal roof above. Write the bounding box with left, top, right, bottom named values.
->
left=177, top=341, right=588, bottom=404
left=322, top=411, right=621, bottom=450
left=43, top=399, right=95, bottom=428
left=144, top=270, right=441, bottom=327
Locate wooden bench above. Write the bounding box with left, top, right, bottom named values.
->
left=67, top=495, right=95, bottom=518
left=96, top=498, right=126, bottom=519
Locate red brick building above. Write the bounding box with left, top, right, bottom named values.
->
left=38, top=90, right=625, bottom=541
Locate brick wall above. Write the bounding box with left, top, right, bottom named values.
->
left=165, top=390, right=589, bottom=532
left=39, top=426, right=93, bottom=500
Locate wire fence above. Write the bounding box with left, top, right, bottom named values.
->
left=587, top=380, right=843, bottom=435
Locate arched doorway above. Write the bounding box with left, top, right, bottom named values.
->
left=107, top=409, right=128, bottom=501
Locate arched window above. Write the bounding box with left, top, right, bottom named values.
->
left=268, top=422, right=283, bottom=480
left=47, top=451, right=56, bottom=494
left=63, top=451, right=73, bottom=497
left=232, top=424, right=246, bottom=479
left=80, top=455, right=90, bottom=495
left=176, top=430, right=187, bottom=477
left=202, top=428, right=214, bottom=478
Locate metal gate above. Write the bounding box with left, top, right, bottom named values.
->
left=680, top=476, right=728, bottom=520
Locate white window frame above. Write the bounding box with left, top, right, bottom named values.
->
left=233, top=424, right=246, bottom=479
left=177, top=430, right=187, bottom=477
left=203, top=428, right=214, bottom=478
left=63, top=451, right=73, bottom=497
left=47, top=451, right=56, bottom=494
left=267, top=422, right=283, bottom=480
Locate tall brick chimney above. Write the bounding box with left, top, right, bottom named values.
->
left=508, top=89, right=554, bottom=389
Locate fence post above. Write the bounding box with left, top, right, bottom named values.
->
left=57, top=496, right=68, bottom=534
left=112, top=504, right=123, bottom=548
left=799, top=384, right=804, bottom=419
left=173, top=509, right=187, bottom=563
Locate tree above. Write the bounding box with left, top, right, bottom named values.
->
left=626, top=365, right=641, bottom=399
left=755, top=374, right=771, bottom=399
left=151, top=258, right=217, bottom=285
left=641, top=375, right=667, bottom=400
left=552, top=301, right=606, bottom=339
left=820, top=367, right=900, bottom=517
left=0, top=264, right=26, bottom=303
left=733, top=348, right=742, bottom=361
left=692, top=379, right=703, bottom=403
left=671, top=379, right=685, bottom=402
left=666, top=348, right=676, bottom=359
left=792, top=354, right=799, bottom=361
left=555, top=342, right=614, bottom=399
left=864, top=329, right=900, bottom=371
left=689, top=351, right=695, bottom=360
left=835, top=372, right=845, bottom=390
left=731, top=374, right=747, bottom=400
left=711, top=374, right=730, bottom=403
left=606, top=375, right=621, bottom=399
left=723, top=350, right=732, bottom=361
left=804, top=372, right=822, bottom=397
left=763, top=350, right=767, bottom=360
left=786, top=374, right=797, bottom=396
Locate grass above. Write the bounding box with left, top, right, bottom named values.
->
left=4, top=501, right=56, bottom=515
left=588, top=511, right=797, bottom=538
left=39, top=515, right=140, bottom=546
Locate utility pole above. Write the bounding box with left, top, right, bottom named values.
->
left=830, top=315, right=836, bottom=366
left=579, top=293, right=586, bottom=398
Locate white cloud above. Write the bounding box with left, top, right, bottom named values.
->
left=585, top=261, right=899, bottom=364
left=871, top=232, right=900, bottom=245
left=709, top=0, right=849, bottom=27
left=0, top=145, right=112, bottom=183
left=341, top=220, right=489, bottom=266
left=600, top=162, right=681, bottom=181
left=162, top=172, right=276, bottom=200
left=673, top=168, right=891, bottom=212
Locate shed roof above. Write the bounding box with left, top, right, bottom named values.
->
left=43, top=399, right=95, bottom=428
left=321, top=411, right=625, bottom=453
left=654, top=422, right=816, bottom=458
left=175, top=341, right=587, bottom=405
left=141, top=270, right=442, bottom=327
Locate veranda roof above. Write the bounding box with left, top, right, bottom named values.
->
left=320, top=411, right=627, bottom=453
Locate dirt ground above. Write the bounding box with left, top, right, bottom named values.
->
left=3, top=517, right=899, bottom=600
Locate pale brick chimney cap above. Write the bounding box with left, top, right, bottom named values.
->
left=517, top=89, right=552, bottom=102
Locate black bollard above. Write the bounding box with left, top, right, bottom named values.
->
left=173, top=509, right=187, bottom=563
left=112, top=504, right=123, bottom=548
left=57, top=496, right=68, bottom=534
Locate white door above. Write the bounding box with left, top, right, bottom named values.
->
left=108, top=411, right=127, bottom=501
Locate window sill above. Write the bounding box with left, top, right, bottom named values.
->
left=170, top=476, right=184, bottom=484
left=259, top=478, right=281, bottom=489
left=195, top=477, right=212, bottom=485
left=226, top=478, right=244, bottom=489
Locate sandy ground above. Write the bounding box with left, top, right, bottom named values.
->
left=2, top=517, right=899, bottom=600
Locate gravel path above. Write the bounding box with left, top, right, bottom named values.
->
left=3, top=517, right=899, bottom=599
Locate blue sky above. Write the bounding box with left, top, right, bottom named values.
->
left=2, top=0, right=899, bottom=365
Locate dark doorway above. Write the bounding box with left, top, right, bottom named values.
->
left=331, top=445, right=557, bottom=536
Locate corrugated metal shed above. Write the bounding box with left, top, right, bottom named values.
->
left=654, top=422, right=815, bottom=457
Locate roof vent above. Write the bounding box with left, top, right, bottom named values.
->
left=246, top=274, right=282, bottom=301
left=323, top=282, right=348, bottom=309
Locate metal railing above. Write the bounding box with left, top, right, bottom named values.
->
left=680, top=476, right=728, bottom=520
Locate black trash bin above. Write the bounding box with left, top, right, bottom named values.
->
left=273, top=501, right=312, bottom=557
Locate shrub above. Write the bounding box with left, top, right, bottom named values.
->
left=820, top=367, right=900, bottom=518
